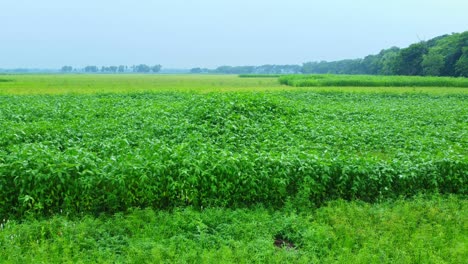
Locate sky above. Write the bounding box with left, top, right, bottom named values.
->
left=1, top=0, right=467, bottom=69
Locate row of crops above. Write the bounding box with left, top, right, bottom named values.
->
left=279, top=74, right=468, bottom=87
left=0, top=91, right=467, bottom=217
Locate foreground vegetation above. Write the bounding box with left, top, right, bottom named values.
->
left=1, top=195, right=466, bottom=263
left=0, top=74, right=466, bottom=262
left=1, top=90, right=466, bottom=218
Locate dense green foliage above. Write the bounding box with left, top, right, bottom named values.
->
left=302, top=31, right=468, bottom=77
left=279, top=74, right=468, bottom=87
left=1, top=195, right=466, bottom=263
left=1, top=91, right=466, bottom=218
left=1, top=75, right=466, bottom=262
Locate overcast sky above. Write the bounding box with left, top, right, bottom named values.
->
left=1, top=0, right=467, bottom=69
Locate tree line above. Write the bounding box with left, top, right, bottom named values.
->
left=61, top=64, right=162, bottom=73
left=302, top=31, right=467, bottom=77
left=57, top=31, right=466, bottom=77
left=189, top=31, right=467, bottom=77
left=190, top=64, right=302, bottom=74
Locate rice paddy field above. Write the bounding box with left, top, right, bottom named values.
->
left=0, top=74, right=467, bottom=263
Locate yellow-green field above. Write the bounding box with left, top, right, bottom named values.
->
left=0, top=74, right=282, bottom=94
left=1, top=74, right=467, bottom=95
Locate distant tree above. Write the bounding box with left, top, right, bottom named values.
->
left=215, top=66, right=234, bottom=74
left=301, top=62, right=318, bottom=74
left=425, top=34, right=449, bottom=47
left=118, top=65, right=126, bottom=73
left=190, top=67, right=212, bottom=74
left=255, top=65, right=271, bottom=74
left=134, top=64, right=151, bottom=73
left=190, top=67, right=203, bottom=73
left=235, top=66, right=255, bottom=74
left=151, top=64, right=162, bottom=73
left=61, top=66, right=73, bottom=72
left=361, top=54, right=381, bottom=75
left=455, top=47, right=468, bottom=77
left=422, top=50, right=445, bottom=76
left=301, top=60, right=364, bottom=74
left=395, top=42, right=428, bottom=75
left=281, top=65, right=302, bottom=74
left=214, top=66, right=247, bottom=74
left=109, top=66, right=118, bottom=73
left=84, top=66, right=98, bottom=73
left=255, top=64, right=301, bottom=74
left=441, top=32, right=468, bottom=76
left=379, top=47, right=400, bottom=75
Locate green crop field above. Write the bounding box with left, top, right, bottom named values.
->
left=0, top=74, right=467, bottom=263
left=0, top=74, right=285, bottom=95
left=280, top=74, right=468, bottom=88
left=1, top=74, right=468, bottom=95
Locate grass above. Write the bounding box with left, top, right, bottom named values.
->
left=1, top=195, right=466, bottom=263
left=280, top=74, right=468, bottom=88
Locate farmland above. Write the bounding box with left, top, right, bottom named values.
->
left=0, top=74, right=467, bottom=262
left=1, top=74, right=468, bottom=95
left=279, top=74, right=468, bottom=88
left=0, top=74, right=284, bottom=95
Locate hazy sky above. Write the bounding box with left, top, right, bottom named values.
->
left=1, top=0, right=467, bottom=68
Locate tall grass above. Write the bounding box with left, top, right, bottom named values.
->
left=279, top=74, right=468, bottom=87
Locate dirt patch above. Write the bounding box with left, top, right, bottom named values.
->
left=273, top=234, right=296, bottom=249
